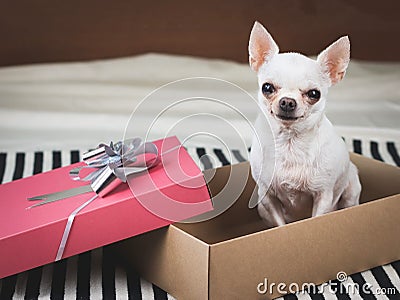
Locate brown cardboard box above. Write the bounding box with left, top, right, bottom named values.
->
left=114, top=153, right=400, bottom=299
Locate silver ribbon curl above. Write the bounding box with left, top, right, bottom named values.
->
left=27, top=138, right=160, bottom=261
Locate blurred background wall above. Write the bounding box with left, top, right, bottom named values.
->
left=0, top=0, right=399, bottom=66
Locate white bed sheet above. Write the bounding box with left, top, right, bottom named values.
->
left=0, top=53, right=398, bottom=151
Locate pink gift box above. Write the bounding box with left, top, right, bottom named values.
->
left=0, top=136, right=213, bottom=279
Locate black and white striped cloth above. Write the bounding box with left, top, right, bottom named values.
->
left=0, top=138, right=399, bottom=300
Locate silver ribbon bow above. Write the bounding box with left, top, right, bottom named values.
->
left=28, top=138, right=159, bottom=207
left=27, top=138, right=160, bottom=261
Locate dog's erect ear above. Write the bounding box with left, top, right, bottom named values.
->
left=248, top=21, right=279, bottom=72
left=317, top=36, right=350, bottom=85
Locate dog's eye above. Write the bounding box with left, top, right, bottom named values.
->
left=262, top=83, right=275, bottom=96
left=306, top=89, right=321, bottom=100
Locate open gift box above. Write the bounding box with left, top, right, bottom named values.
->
left=0, top=136, right=213, bottom=279
left=114, top=153, right=400, bottom=300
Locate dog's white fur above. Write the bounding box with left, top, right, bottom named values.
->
left=249, top=22, right=361, bottom=228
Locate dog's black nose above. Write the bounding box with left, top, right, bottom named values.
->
left=279, top=97, right=297, bottom=112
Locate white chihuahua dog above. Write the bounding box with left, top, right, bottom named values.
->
left=249, top=22, right=361, bottom=228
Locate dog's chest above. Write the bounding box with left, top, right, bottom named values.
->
left=272, top=143, right=319, bottom=217
left=272, top=138, right=322, bottom=194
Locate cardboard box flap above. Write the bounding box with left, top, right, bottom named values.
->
left=350, top=153, right=400, bottom=202
left=176, top=162, right=266, bottom=244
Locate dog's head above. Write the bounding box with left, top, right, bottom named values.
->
left=249, top=21, right=350, bottom=129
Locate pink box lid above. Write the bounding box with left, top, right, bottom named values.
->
left=0, top=136, right=213, bottom=278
